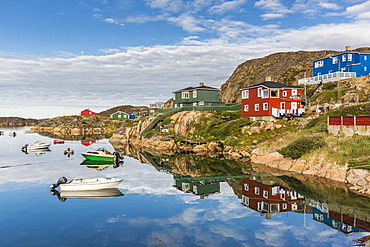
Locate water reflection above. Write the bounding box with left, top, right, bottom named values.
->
left=80, top=159, right=124, bottom=171
left=51, top=188, right=124, bottom=202
left=135, top=149, right=370, bottom=243
left=21, top=147, right=51, bottom=156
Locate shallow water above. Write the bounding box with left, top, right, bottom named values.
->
left=0, top=126, right=369, bottom=247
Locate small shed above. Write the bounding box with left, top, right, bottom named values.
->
left=110, top=111, right=129, bottom=120
left=129, top=114, right=137, bottom=120
left=81, top=109, right=96, bottom=116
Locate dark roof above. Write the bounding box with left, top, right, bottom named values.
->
left=242, top=81, right=302, bottom=90
left=173, top=85, right=219, bottom=93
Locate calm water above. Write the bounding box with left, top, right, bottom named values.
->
left=1, top=126, right=370, bottom=247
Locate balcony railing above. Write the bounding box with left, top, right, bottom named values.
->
left=298, top=72, right=356, bottom=85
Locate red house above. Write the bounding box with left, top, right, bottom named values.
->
left=80, top=109, right=96, bottom=116
left=241, top=178, right=304, bottom=217
left=241, top=80, right=304, bottom=118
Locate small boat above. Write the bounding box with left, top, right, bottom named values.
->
left=9, top=131, right=16, bottom=137
left=50, top=177, right=123, bottom=191
left=22, top=140, right=51, bottom=152
left=81, top=148, right=123, bottom=162
left=53, top=140, right=65, bottom=144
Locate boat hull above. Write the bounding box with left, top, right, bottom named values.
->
left=59, top=178, right=123, bottom=191
left=81, top=153, right=115, bottom=161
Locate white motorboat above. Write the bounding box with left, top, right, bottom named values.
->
left=22, top=140, right=51, bottom=151
left=50, top=177, right=123, bottom=191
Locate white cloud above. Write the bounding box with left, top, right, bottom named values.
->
left=318, top=2, right=341, bottom=10
left=254, top=0, right=293, bottom=20
left=346, top=0, right=370, bottom=20
left=104, top=17, right=124, bottom=25
left=209, top=0, right=247, bottom=14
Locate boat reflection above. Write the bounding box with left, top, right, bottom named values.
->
left=80, top=159, right=124, bottom=171
left=50, top=188, right=124, bottom=202
left=21, top=147, right=51, bottom=156
left=174, top=175, right=222, bottom=198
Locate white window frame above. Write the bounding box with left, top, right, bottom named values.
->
left=182, top=91, right=189, bottom=99
left=365, top=66, right=367, bottom=72
left=258, top=88, right=262, bottom=97
left=262, top=90, right=269, bottom=99
left=263, top=103, right=268, bottom=111
left=254, top=104, right=259, bottom=111
left=263, top=190, right=268, bottom=199
left=348, top=54, right=352, bottom=61
left=244, top=183, right=249, bottom=191
left=292, top=89, right=297, bottom=96
left=282, top=91, right=287, bottom=97
left=255, top=187, right=260, bottom=195
left=193, top=102, right=197, bottom=106
left=244, top=104, right=249, bottom=112
left=282, top=203, right=287, bottom=210
left=242, top=195, right=249, bottom=206
left=332, top=57, right=338, bottom=64
left=281, top=102, right=286, bottom=110
left=193, top=90, right=197, bottom=98
left=291, top=102, right=297, bottom=110
left=242, top=90, right=249, bottom=99
left=270, top=89, right=279, bottom=98
left=342, top=54, right=346, bottom=62
left=365, top=56, right=368, bottom=61
left=199, top=101, right=204, bottom=106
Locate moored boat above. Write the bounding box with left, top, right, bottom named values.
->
left=22, top=140, right=51, bottom=152
left=50, top=177, right=123, bottom=191
left=80, top=148, right=123, bottom=162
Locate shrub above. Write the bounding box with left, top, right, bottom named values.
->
left=278, top=136, right=325, bottom=159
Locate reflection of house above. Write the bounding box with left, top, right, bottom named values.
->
left=241, top=79, right=304, bottom=119
left=173, top=83, right=225, bottom=108
left=110, top=111, right=129, bottom=120
left=312, top=207, right=368, bottom=234
left=174, top=175, right=221, bottom=198
left=80, top=140, right=96, bottom=146
left=241, top=179, right=304, bottom=217
left=81, top=109, right=96, bottom=116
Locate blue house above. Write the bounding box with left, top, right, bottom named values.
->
left=299, top=46, right=370, bottom=85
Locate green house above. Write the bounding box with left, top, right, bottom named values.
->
left=110, top=111, right=129, bottom=120
left=173, top=83, right=225, bottom=108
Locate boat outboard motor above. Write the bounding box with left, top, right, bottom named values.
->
left=50, top=176, right=68, bottom=189
left=113, top=152, right=123, bottom=160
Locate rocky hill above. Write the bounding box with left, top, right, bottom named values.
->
left=0, top=117, right=38, bottom=127
left=220, top=47, right=370, bottom=103
left=97, top=105, right=149, bottom=117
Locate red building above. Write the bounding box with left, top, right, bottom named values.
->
left=241, top=178, right=304, bottom=216
left=241, top=80, right=304, bottom=118
left=80, top=109, right=96, bottom=116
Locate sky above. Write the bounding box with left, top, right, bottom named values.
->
left=1, top=0, right=370, bottom=118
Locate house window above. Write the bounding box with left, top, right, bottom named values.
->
left=242, top=90, right=249, bottom=99
left=182, top=92, right=189, bottom=99
left=365, top=56, right=368, bottom=61
left=282, top=203, right=287, bottom=210
left=342, top=55, right=346, bottom=62
left=258, top=88, right=262, bottom=97
left=348, top=54, right=352, bottom=61
left=263, top=190, right=268, bottom=198
left=193, top=90, right=197, bottom=98
left=193, top=102, right=197, bottom=106
left=332, top=57, right=338, bottom=64
left=199, top=101, right=204, bottom=106
left=244, top=183, right=249, bottom=191
left=292, top=203, right=298, bottom=210
left=281, top=102, right=285, bottom=110
left=118, top=115, right=121, bottom=118
left=255, top=104, right=259, bottom=111
left=263, top=103, right=268, bottom=110
left=282, top=91, right=287, bottom=97
left=270, top=204, right=279, bottom=213
left=292, top=89, right=297, bottom=96
left=244, top=104, right=249, bottom=112
left=255, top=187, right=260, bottom=195
left=291, top=102, right=297, bottom=110
left=262, top=90, right=269, bottom=98
left=365, top=66, right=367, bottom=72
left=242, top=195, right=249, bottom=206
left=270, top=90, right=278, bottom=98
left=314, top=60, right=324, bottom=68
